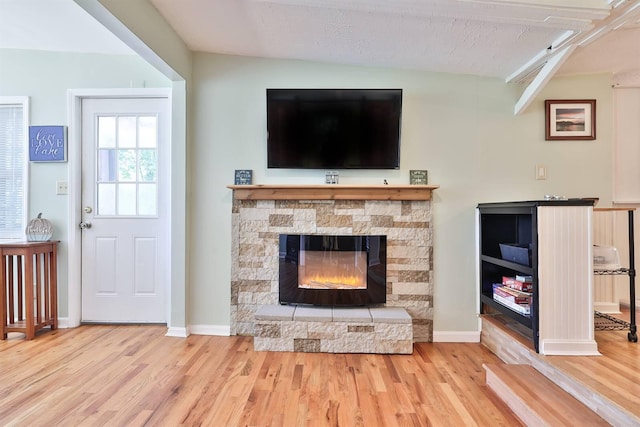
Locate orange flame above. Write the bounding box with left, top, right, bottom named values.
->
left=299, top=273, right=366, bottom=289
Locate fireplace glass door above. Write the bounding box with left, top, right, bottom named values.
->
left=279, top=234, right=386, bottom=306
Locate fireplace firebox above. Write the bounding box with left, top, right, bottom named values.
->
left=279, top=234, right=387, bottom=306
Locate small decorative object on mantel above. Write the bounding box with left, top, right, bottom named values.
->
left=544, top=194, right=567, bottom=201
left=545, top=99, right=596, bottom=141
left=325, top=171, right=339, bottom=184
left=28, top=125, right=67, bottom=162
left=234, top=169, right=253, bottom=185
left=410, top=170, right=428, bottom=185
left=26, top=213, right=53, bottom=241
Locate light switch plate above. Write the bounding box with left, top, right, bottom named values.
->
left=56, top=181, right=68, bottom=195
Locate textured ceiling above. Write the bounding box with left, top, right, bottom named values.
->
left=1, top=0, right=639, bottom=85
left=147, top=0, right=615, bottom=79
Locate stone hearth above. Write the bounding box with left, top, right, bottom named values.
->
left=254, top=305, right=413, bottom=353
left=229, top=185, right=436, bottom=342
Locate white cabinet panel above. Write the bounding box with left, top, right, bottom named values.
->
left=613, top=88, right=640, bottom=203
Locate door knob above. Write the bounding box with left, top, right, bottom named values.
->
left=84, top=206, right=93, bottom=213
left=79, top=221, right=92, bottom=229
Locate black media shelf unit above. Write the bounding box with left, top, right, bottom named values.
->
left=478, top=200, right=595, bottom=353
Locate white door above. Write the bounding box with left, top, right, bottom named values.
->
left=81, top=97, right=169, bottom=323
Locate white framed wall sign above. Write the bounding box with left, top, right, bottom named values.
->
left=28, top=125, right=67, bottom=162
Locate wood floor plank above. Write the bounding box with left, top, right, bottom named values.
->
left=0, top=325, right=526, bottom=426
left=485, top=364, right=610, bottom=426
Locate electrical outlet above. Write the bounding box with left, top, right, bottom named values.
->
left=535, top=165, right=547, bottom=180
left=56, top=181, right=68, bottom=195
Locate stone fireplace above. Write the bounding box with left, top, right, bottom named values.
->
left=229, top=184, right=436, bottom=342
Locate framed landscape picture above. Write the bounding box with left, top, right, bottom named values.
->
left=545, top=99, right=596, bottom=140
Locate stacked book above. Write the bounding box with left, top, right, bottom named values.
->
left=492, top=275, right=533, bottom=315
left=502, top=275, right=533, bottom=292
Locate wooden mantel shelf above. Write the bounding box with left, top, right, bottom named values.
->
left=227, top=184, right=439, bottom=201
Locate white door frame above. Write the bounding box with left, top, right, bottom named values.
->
left=67, top=88, right=172, bottom=328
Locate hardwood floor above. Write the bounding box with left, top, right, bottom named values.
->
left=552, top=301, right=640, bottom=423
left=550, top=329, right=640, bottom=418
left=0, top=326, right=522, bottom=426
left=483, top=310, right=640, bottom=425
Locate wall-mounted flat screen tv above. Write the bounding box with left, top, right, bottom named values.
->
left=267, top=89, right=402, bottom=169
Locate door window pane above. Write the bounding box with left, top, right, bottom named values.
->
left=118, top=183, right=136, bottom=215
left=97, top=183, right=116, bottom=215
left=118, top=116, right=136, bottom=148
left=118, top=149, right=136, bottom=182
left=98, top=116, right=116, bottom=148
left=138, top=116, right=157, bottom=148
left=97, top=149, right=117, bottom=182
left=138, top=149, right=157, bottom=182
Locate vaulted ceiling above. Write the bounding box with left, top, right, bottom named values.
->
left=1, top=0, right=639, bottom=87
left=147, top=0, right=640, bottom=86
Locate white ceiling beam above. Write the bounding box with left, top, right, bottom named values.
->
left=514, top=45, right=576, bottom=115
left=509, top=0, right=640, bottom=112
left=506, top=29, right=577, bottom=83
left=254, top=0, right=611, bottom=27
left=74, top=0, right=186, bottom=81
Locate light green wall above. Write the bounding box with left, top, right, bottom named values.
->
left=0, top=48, right=171, bottom=316
left=190, top=53, right=614, bottom=331
left=0, top=47, right=614, bottom=333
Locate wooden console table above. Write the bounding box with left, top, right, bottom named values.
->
left=1, top=241, right=58, bottom=340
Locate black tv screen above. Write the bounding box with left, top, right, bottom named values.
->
left=267, top=89, right=402, bottom=169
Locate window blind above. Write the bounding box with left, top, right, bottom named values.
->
left=0, top=101, right=27, bottom=239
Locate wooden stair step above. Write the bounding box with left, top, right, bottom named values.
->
left=484, top=364, right=610, bottom=426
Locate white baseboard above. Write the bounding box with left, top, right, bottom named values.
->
left=594, top=302, right=621, bottom=314
left=165, top=326, right=189, bottom=338
left=57, top=317, right=71, bottom=329
left=57, top=320, right=230, bottom=338
left=59, top=324, right=190, bottom=338
left=189, top=324, right=231, bottom=336
left=539, top=339, right=600, bottom=356
left=433, top=330, right=481, bottom=343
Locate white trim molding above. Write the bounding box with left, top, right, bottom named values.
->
left=189, top=325, right=231, bottom=336
left=165, top=326, right=189, bottom=338
left=433, top=330, right=481, bottom=343
left=67, top=88, right=172, bottom=328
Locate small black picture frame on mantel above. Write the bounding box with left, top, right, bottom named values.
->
left=234, top=169, right=253, bottom=185
left=410, top=170, right=428, bottom=185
